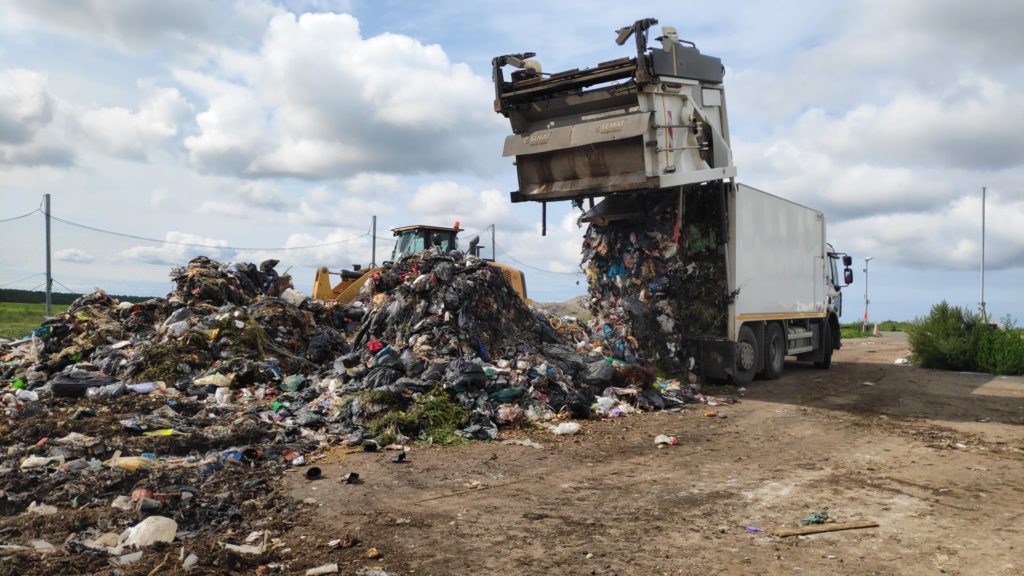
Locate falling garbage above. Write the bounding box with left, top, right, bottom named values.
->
left=581, top=188, right=730, bottom=376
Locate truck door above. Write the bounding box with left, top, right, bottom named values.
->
left=827, top=253, right=842, bottom=316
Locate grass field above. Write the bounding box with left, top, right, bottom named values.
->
left=0, top=302, right=68, bottom=339
left=841, top=319, right=914, bottom=340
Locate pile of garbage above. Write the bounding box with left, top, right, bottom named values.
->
left=0, top=251, right=701, bottom=571
left=581, top=187, right=731, bottom=373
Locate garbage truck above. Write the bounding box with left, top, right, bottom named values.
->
left=492, top=18, right=853, bottom=384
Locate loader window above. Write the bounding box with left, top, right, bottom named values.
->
left=392, top=230, right=458, bottom=260
left=432, top=233, right=456, bottom=252
left=393, top=231, right=426, bottom=259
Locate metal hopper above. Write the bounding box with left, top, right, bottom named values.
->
left=493, top=18, right=736, bottom=205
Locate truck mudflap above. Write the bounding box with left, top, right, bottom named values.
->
left=696, top=338, right=735, bottom=380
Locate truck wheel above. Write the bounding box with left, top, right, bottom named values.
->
left=762, top=323, right=785, bottom=380
left=732, top=325, right=758, bottom=386
left=814, top=324, right=833, bottom=369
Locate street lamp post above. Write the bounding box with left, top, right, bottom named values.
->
left=862, top=256, right=874, bottom=333
left=980, top=186, right=987, bottom=324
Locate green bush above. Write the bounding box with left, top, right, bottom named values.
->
left=909, top=302, right=1024, bottom=375
left=908, top=301, right=979, bottom=371
left=971, top=317, right=1024, bottom=375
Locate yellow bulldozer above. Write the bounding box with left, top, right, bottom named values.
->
left=312, top=224, right=529, bottom=304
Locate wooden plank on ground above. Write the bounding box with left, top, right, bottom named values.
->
left=773, top=520, right=879, bottom=537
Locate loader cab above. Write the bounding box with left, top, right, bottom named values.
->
left=390, top=225, right=463, bottom=261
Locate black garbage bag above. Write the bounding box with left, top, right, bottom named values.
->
left=547, top=384, right=592, bottom=420
left=50, top=366, right=115, bottom=398
left=542, top=343, right=586, bottom=375
left=259, top=259, right=281, bottom=297
left=338, top=352, right=362, bottom=369
left=399, top=349, right=426, bottom=377
left=363, top=365, right=402, bottom=390
left=456, top=410, right=498, bottom=440
left=392, top=377, right=430, bottom=393
left=421, top=361, right=447, bottom=383
left=444, top=358, right=486, bottom=390
left=307, top=329, right=340, bottom=364
left=582, top=360, right=616, bottom=386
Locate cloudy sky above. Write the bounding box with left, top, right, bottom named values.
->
left=0, top=0, right=1021, bottom=323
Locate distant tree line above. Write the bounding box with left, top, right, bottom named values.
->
left=0, top=288, right=154, bottom=305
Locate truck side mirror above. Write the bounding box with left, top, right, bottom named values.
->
left=842, top=255, right=853, bottom=267
left=844, top=268, right=853, bottom=285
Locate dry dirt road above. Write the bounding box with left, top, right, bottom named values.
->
left=284, top=333, right=1024, bottom=576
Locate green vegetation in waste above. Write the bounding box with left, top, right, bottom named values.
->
left=136, top=343, right=184, bottom=384
left=370, top=388, right=469, bottom=446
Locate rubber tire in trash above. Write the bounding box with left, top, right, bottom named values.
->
left=761, top=323, right=785, bottom=380
left=731, top=325, right=759, bottom=386
left=814, top=324, right=833, bottom=369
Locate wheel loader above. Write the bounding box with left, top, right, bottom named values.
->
left=311, top=224, right=529, bottom=304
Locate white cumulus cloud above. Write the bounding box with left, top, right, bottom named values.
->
left=0, top=68, right=73, bottom=166
left=182, top=12, right=504, bottom=179
left=118, top=232, right=229, bottom=266
left=79, top=84, right=194, bottom=160
left=55, top=248, right=95, bottom=263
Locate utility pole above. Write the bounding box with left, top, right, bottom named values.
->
left=371, top=215, right=377, bottom=268
left=44, top=193, right=52, bottom=318
left=980, top=187, right=987, bottom=323
left=491, top=224, right=496, bottom=261
left=862, top=256, right=873, bottom=333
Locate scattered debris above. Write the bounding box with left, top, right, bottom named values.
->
left=121, top=516, right=178, bottom=548
left=550, top=422, right=581, bottom=435
left=800, top=511, right=830, bottom=526
left=774, top=520, right=879, bottom=538
left=501, top=438, right=544, bottom=449
left=306, top=563, right=340, bottom=575
left=654, top=434, right=679, bottom=446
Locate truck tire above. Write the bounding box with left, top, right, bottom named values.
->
left=732, top=325, right=759, bottom=386
left=814, top=324, right=833, bottom=369
left=762, top=323, right=785, bottom=380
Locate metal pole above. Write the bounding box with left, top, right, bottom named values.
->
left=371, top=215, right=377, bottom=268
left=862, top=256, right=872, bottom=333
left=980, top=187, right=987, bottom=323
left=491, top=224, right=496, bottom=261
left=44, top=193, right=52, bottom=318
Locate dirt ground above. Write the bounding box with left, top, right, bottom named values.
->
left=282, top=332, right=1024, bottom=576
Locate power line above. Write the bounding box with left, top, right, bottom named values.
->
left=48, top=213, right=370, bottom=251
left=51, top=278, right=78, bottom=294
left=0, top=272, right=45, bottom=288
left=0, top=208, right=40, bottom=223
left=493, top=241, right=583, bottom=276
